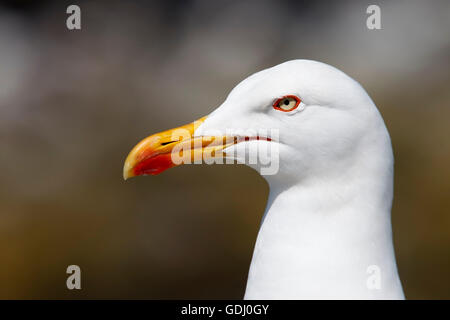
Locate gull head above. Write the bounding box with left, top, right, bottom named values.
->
left=123, top=59, right=392, bottom=188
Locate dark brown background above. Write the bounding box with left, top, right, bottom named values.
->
left=0, top=0, right=449, bottom=299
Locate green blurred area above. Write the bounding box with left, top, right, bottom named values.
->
left=0, top=0, right=449, bottom=299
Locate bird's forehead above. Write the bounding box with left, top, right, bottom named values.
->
left=227, top=67, right=297, bottom=103
left=223, top=60, right=366, bottom=111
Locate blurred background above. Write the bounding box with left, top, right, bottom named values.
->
left=0, top=0, right=449, bottom=299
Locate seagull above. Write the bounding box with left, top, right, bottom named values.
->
left=123, top=60, right=405, bottom=299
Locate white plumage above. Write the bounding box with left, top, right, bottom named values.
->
left=195, top=60, right=404, bottom=299
left=125, top=59, right=405, bottom=299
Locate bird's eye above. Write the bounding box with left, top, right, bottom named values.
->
left=273, top=95, right=301, bottom=112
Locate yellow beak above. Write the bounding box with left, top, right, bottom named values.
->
left=123, top=116, right=236, bottom=180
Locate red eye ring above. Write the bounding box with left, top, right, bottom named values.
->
left=273, top=95, right=301, bottom=112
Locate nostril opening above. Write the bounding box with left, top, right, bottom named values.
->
left=161, top=141, right=176, bottom=146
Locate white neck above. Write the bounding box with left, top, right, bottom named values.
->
left=244, top=146, right=404, bottom=299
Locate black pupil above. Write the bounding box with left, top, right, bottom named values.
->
left=283, top=99, right=290, bottom=106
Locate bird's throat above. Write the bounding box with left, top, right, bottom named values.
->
left=244, top=182, right=404, bottom=299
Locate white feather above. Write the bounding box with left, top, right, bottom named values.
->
left=196, top=60, right=404, bottom=299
